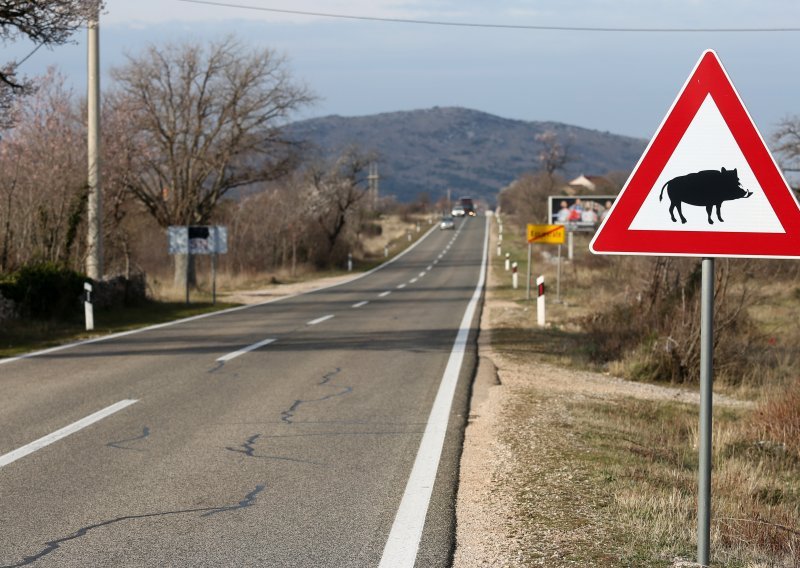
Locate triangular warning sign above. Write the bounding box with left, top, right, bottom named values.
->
left=590, top=50, right=800, bottom=258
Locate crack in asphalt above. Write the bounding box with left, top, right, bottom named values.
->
left=227, top=433, right=260, bottom=457
left=1, top=484, right=266, bottom=567
left=280, top=368, right=352, bottom=424
left=106, top=427, right=150, bottom=451
left=225, top=434, right=323, bottom=465
left=200, top=484, right=266, bottom=517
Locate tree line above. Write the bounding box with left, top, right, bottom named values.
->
left=0, top=27, right=384, bottom=291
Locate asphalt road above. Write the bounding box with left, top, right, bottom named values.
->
left=0, top=214, right=488, bottom=568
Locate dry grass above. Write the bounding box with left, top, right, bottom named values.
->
left=485, top=214, right=800, bottom=567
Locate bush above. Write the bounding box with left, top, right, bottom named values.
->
left=581, top=257, right=764, bottom=385
left=0, top=262, right=86, bottom=320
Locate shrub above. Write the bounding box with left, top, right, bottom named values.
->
left=0, top=262, right=86, bottom=320
left=581, top=257, right=763, bottom=385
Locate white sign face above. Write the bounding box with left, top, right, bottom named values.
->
left=627, top=95, right=784, bottom=233
left=168, top=226, right=228, bottom=254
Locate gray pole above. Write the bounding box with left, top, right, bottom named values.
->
left=212, top=252, right=217, bottom=305
left=86, top=11, right=103, bottom=279
left=556, top=244, right=562, bottom=302
left=698, top=257, right=714, bottom=566
left=526, top=243, right=532, bottom=300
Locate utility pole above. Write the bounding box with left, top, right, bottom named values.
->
left=86, top=9, right=103, bottom=280
left=367, top=162, right=379, bottom=209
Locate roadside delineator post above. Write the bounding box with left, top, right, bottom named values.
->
left=347, top=252, right=353, bottom=272
left=84, top=282, right=94, bottom=331
left=504, top=253, right=510, bottom=271
left=384, top=246, right=389, bottom=258
left=511, top=262, right=518, bottom=289
left=536, top=275, right=545, bottom=327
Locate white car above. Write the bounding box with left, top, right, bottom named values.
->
left=440, top=216, right=455, bottom=230
left=451, top=204, right=465, bottom=217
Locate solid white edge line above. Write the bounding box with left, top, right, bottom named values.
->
left=0, top=224, right=440, bottom=367
left=379, top=291, right=391, bottom=298
left=307, top=314, right=334, bottom=326
left=378, top=216, right=489, bottom=568
left=216, top=338, right=276, bottom=363
left=0, top=399, right=138, bottom=468
left=352, top=301, right=369, bottom=308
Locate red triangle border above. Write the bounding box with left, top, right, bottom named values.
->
left=590, top=50, right=800, bottom=258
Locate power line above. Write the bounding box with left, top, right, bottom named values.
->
left=175, top=0, right=800, bottom=33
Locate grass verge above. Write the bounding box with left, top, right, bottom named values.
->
left=486, top=214, right=800, bottom=566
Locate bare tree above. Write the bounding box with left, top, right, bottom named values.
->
left=772, top=116, right=800, bottom=174
left=0, top=68, right=86, bottom=271
left=0, top=1, right=102, bottom=124
left=108, top=36, right=314, bottom=285
left=306, top=148, right=373, bottom=262
left=535, top=130, right=571, bottom=177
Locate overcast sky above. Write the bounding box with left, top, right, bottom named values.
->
left=7, top=0, right=800, bottom=139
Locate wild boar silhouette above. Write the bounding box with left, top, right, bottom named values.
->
left=659, top=167, right=753, bottom=225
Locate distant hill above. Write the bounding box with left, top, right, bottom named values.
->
left=287, top=107, right=647, bottom=205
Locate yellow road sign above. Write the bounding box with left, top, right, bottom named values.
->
left=527, top=224, right=565, bottom=244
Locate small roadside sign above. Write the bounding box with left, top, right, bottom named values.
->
left=590, top=49, right=800, bottom=259
left=527, top=224, right=565, bottom=244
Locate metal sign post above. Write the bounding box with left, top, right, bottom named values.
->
left=556, top=245, right=562, bottom=303
left=698, top=258, right=714, bottom=566
left=526, top=243, right=532, bottom=300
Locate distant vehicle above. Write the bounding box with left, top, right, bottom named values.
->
left=451, top=204, right=465, bottom=217
left=460, top=197, right=476, bottom=216
left=439, top=215, right=455, bottom=230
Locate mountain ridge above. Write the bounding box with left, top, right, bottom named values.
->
left=287, top=106, right=647, bottom=204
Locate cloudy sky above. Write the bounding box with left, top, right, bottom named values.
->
left=7, top=0, right=800, bottom=139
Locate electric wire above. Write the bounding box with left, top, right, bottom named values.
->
left=175, top=0, right=800, bottom=33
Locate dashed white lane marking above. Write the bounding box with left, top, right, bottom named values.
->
left=307, top=314, right=335, bottom=326
left=397, top=283, right=406, bottom=289
left=419, top=271, right=427, bottom=278
left=379, top=291, right=391, bottom=298
left=217, top=338, right=277, bottom=362
left=409, top=278, right=418, bottom=284
left=0, top=399, right=139, bottom=469
left=352, top=301, right=369, bottom=308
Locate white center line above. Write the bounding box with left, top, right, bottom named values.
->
left=307, top=314, right=335, bottom=326
left=0, top=399, right=138, bottom=469
left=397, top=283, right=406, bottom=289
left=409, top=278, right=418, bottom=284
left=217, top=338, right=276, bottom=362
left=352, top=301, right=369, bottom=308
left=379, top=291, right=391, bottom=297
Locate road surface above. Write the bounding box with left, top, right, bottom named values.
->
left=0, top=215, right=488, bottom=567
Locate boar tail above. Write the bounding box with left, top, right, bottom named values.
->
left=659, top=182, right=668, bottom=201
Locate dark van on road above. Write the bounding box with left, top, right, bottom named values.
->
left=460, top=197, right=476, bottom=216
